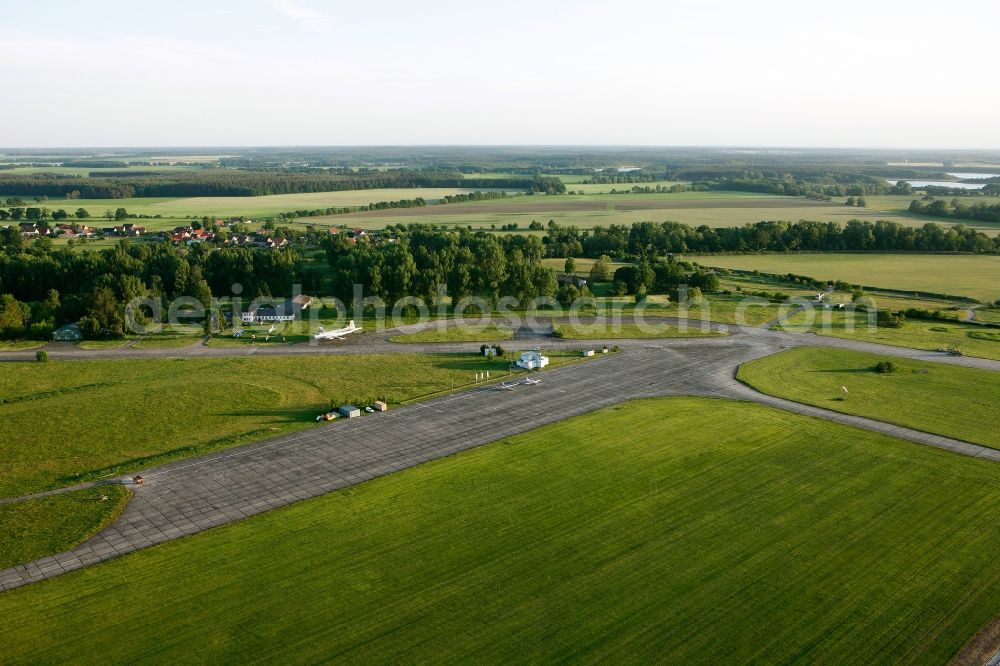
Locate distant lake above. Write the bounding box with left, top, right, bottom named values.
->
left=946, top=172, right=999, bottom=180
left=886, top=179, right=987, bottom=190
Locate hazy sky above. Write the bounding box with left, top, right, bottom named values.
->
left=2, top=0, right=998, bottom=148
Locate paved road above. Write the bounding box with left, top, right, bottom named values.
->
left=2, top=329, right=999, bottom=593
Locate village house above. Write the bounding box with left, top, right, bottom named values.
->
left=115, top=223, right=146, bottom=237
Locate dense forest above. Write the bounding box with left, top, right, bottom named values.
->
left=0, top=226, right=561, bottom=340
left=319, top=226, right=555, bottom=306
left=0, top=170, right=565, bottom=198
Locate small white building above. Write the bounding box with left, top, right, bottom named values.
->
left=517, top=349, right=549, bottom=370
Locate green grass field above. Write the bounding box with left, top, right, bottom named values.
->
left=777, top=310, right=1000, bottom=361
left=698, top=253, right=1000, bottom=302
left=130, top=325, right=206, bottom=349
left=28, top=188, right=520, bottom=225
left=0, top=354, right=522, bottom=498
left=0, top=165, right=201, bottom=177
left=0, top=340, right=45, bottom=351
left=552, top=321, right=723, bottom=340
left=738, top=347, right=1000, bottom=448
left=679, top=295, right=784, bottom=327
left=4, top=398, right=1000, bottom=663
left=388, top=324, right=513, bottom=343
left=0, top=485, right=130, bottom=570
left=975, top=308, right=1000, bottom=324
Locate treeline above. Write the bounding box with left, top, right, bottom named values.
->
left=62, top=160, right=129, bottom=168
left=438, top=191, right=513, bottom=204
left=270, top=191, right=516, bottom=221
left=583, top=169, right=667, bottom=184
left=274, top=197, right=429, bottom=221
left=697, top=175, right=894, bottom=198
left=909, top=198, right=1000, bottom=223
left=0, top=170, right=565, bottom=198
left=543, top=220, right=999, bottom=258
left=320, top=225, right=556, bottom=305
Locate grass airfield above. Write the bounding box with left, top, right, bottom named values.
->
left=3, top=398, right=1000, bottom=663
left=0, top=354, right=515, bottom=498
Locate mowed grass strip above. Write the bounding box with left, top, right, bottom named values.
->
left=552, top=321, right=723, bottom=340
left=777, top=309, right=1000, bottom=361
left=738, top=347, right=1000, bottom=448
left=3, top=399, right=1000, bottom=663
left=0, top=485, right=130, bottom=569
left=0, top=354, right=511, bottom=497
left=388, top=324, right=513, bottom=343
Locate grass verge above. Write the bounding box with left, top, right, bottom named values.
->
left=737, top=347, right=1000, bottom=448
left=388, top=324, right=514, bottom=343
left=0, top=485, right=130, bottom=569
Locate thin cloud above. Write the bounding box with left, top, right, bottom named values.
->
left=272, top=0, right=331, bottom=31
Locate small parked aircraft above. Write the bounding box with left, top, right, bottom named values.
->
left=522, top=377, right=540, bottom=385
left=313, top=320, right=362, bottom=341
left=496, top=381, right=516, bottom=391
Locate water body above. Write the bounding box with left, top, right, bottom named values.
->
left=886, top=179, right=987, bottom=190
left=946, top=172, right=999, bottom=180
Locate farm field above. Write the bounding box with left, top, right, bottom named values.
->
left=0, top=354, right=521, bottom=498
left=738, top=347, right=1000, bottom=448
left=777, top=311, right=1000, bottom=361
left=326, top=192, right=911, bottom=231
left=23, top=187, right=519, bottom=224
left=566, top=180, right=686, bottom=194
left=699, top=253, right=1000, bottom=302
left=0, top=486, right=130, bottom=570
left=4, top=398, right=1000, bottom=663
left=0, top=165, right=200, bottom=176
left=27, top=189, right=1000, bottom=240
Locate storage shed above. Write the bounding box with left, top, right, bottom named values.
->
left=338, top=404, right=361, bottom=418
